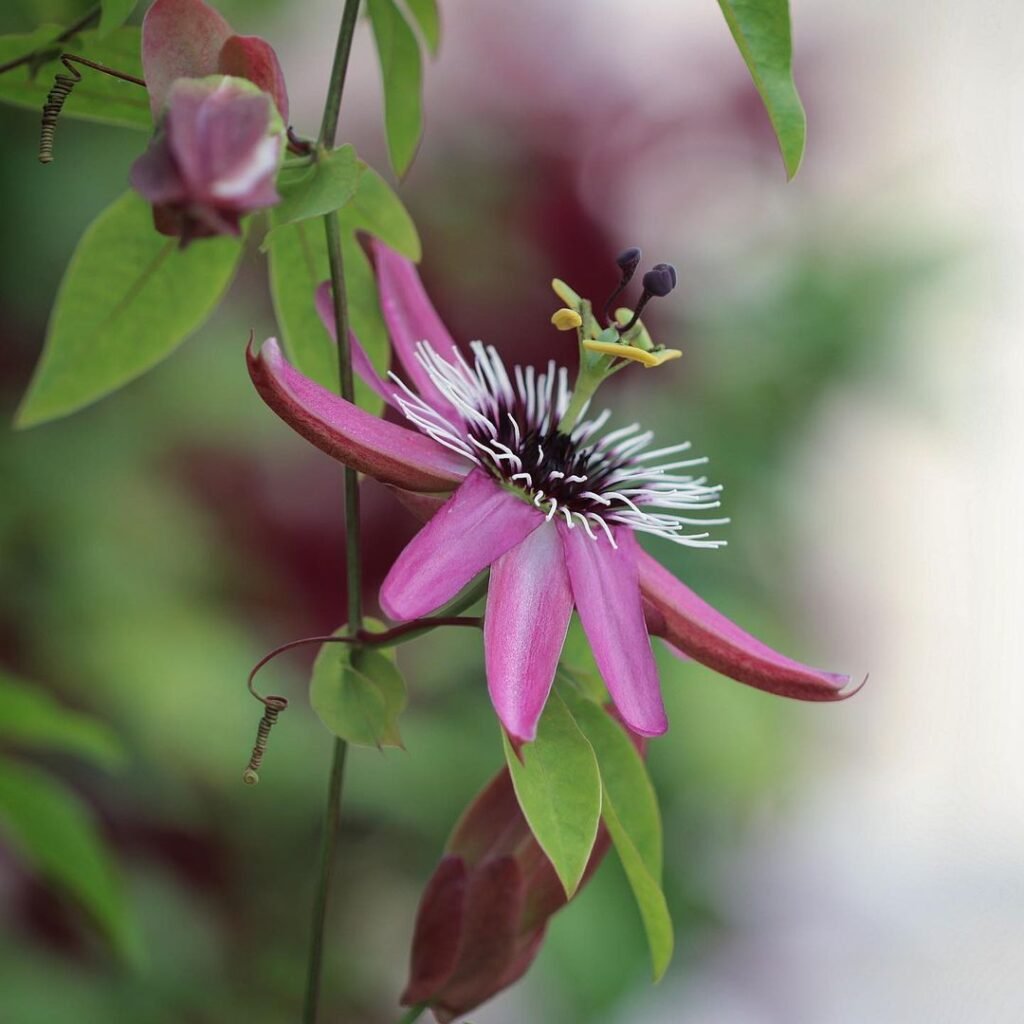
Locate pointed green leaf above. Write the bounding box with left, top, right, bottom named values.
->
left=263, top=145, right=363, bottom=242
left=341, top=165, right=420, bottom=260
left=502, top=692, right=601, bottom=897
left=16, top=190, right=243, bottom=427
left=309, top=637, right=407, bottom=749
left=368, top=0, right=423, bottom=176
left=560, top=686, right=673, bottom=979
left=603, top=797, right=674, bottom=981
left=406, top=0, right=441, bottom=54
left=99, top=0, right=138, bottom=37
left=716, top=0, right=806, bottom=179
left=0, top=672, right=125, bottom=771
left=0, top=760, right=141, bottom=962
left=0, top=28, right=151, bottom=131
left=266, top=163, right=418, bottom=405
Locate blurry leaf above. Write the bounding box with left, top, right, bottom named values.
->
left=99, top=0, right=137, bottom=37
left=502, top=692, right=601, bottom=898
left=405, top=0, right=441, bottom=54
left=309, top=638, right=407, bottom=749
left=716, top=0, right=805, bottom=179
left=266, top=163, right=419, bottom=403
left=0, top=672, right=125, bottom=770
left=0, top=24, right=63, bottom=64
left=16, top=190, right=243, bottom=427
left=0, top=28, right=151, bottom=131
left=0, top=759, right=141, bottom=962
left=262, top=145, right=363, bottom=243
left=560, top=686, right=673, bottom=980
left=368, top=0, right=423, bottom=176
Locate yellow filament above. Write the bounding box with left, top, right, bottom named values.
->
left=582, top=339, right=682, bottom=368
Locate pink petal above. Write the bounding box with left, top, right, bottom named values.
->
left=636, top=546, right=851, bottom=700
left=380, top=470, right=543, bottom=620
left=559, top=525, right=667, bottom=737
left=485, top=522, right=573, bottom=742
left=314, top=281, right=397, bottom=409
left=248, top=338, right=469, bottom=492
left=142, top=0, right=232, bottom=116
left=369, top=239, right=457, bottom=412
left=218, top=34, right=289, bottom=120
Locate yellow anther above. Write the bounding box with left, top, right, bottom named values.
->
left=551, top=308, right=583, bottom=331
left=582, top=339, right=683, bottom=368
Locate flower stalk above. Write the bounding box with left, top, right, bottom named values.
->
left=302, top=1, right=365, bottom=1022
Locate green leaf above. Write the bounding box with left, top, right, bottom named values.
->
left=560, top=686, right=673, bottom=980
left=603, top=798, right=674, bottom=981
left=342, top=164, right=420, bottom=260
left=368, top=0, right=423, bottom=176
left=0, top=24, right=63, bottom=64
left=716, top=0, right=806, bottom=179
left=309, top=637, right=407, bottom=749
left=0, top=759, right=141, bottom=962
left=266, top=164, right=419, bottom=404
left=16, top=190, right=243, bottom=428
left=0, top=28, right=151, bottom=132
left=502, top=692, right=601, bottom=897
left=99, top=0, right=137, bottom=37
left=263, top=145, right=364, bottom=242
left=0, top=672, right=125, bottom=770
left=405, top=0, right=441, bottom=54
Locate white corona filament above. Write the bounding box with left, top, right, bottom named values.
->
left=392, top=341, right=728, bottom=548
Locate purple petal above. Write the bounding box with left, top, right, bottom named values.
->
left=247, top=338, right=470, bottom=492
left=142, top=0, right=232, bottom=116
left=559, top=525, right=667, bottom=737
left=217, top=33, right=289, bottom=120
left=129, top=133, right=186, bottom=205
left=485, top=522, right=573, bottom=742
left=370, top=240, right=456, bottom=412
left=380, top=470, right=543, bottom=621
left=636, top=546, right=851, bottom=700
left=165, top=79, right=278, bottom=207
left=314, top=281, right=398, bottom=409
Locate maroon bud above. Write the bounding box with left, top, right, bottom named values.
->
left=403, top=708, right=645, bottom=1021
left=142, top=0, right=290, bottom=119
left=130, top=76, right=283, bottom=245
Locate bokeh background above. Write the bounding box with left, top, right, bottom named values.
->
left=2, top=0, right=1022, bottom=1021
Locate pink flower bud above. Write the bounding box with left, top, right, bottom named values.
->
left=130, top=76, right=283, bottom=245
left=403, top=713, right=644, bottom=1021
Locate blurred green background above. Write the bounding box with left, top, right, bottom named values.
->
left=0, top=1, right=946, bottom=1022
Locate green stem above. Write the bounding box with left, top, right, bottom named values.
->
left=558, top=364, right=604, bottom=434
left=396, top=1004, right=428, bottom=1024
left=302, top=738, right=348, bottom=1023
left=303, top=2, right=364, bottom=1022
left=318, top=0, right=362, bottom=149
